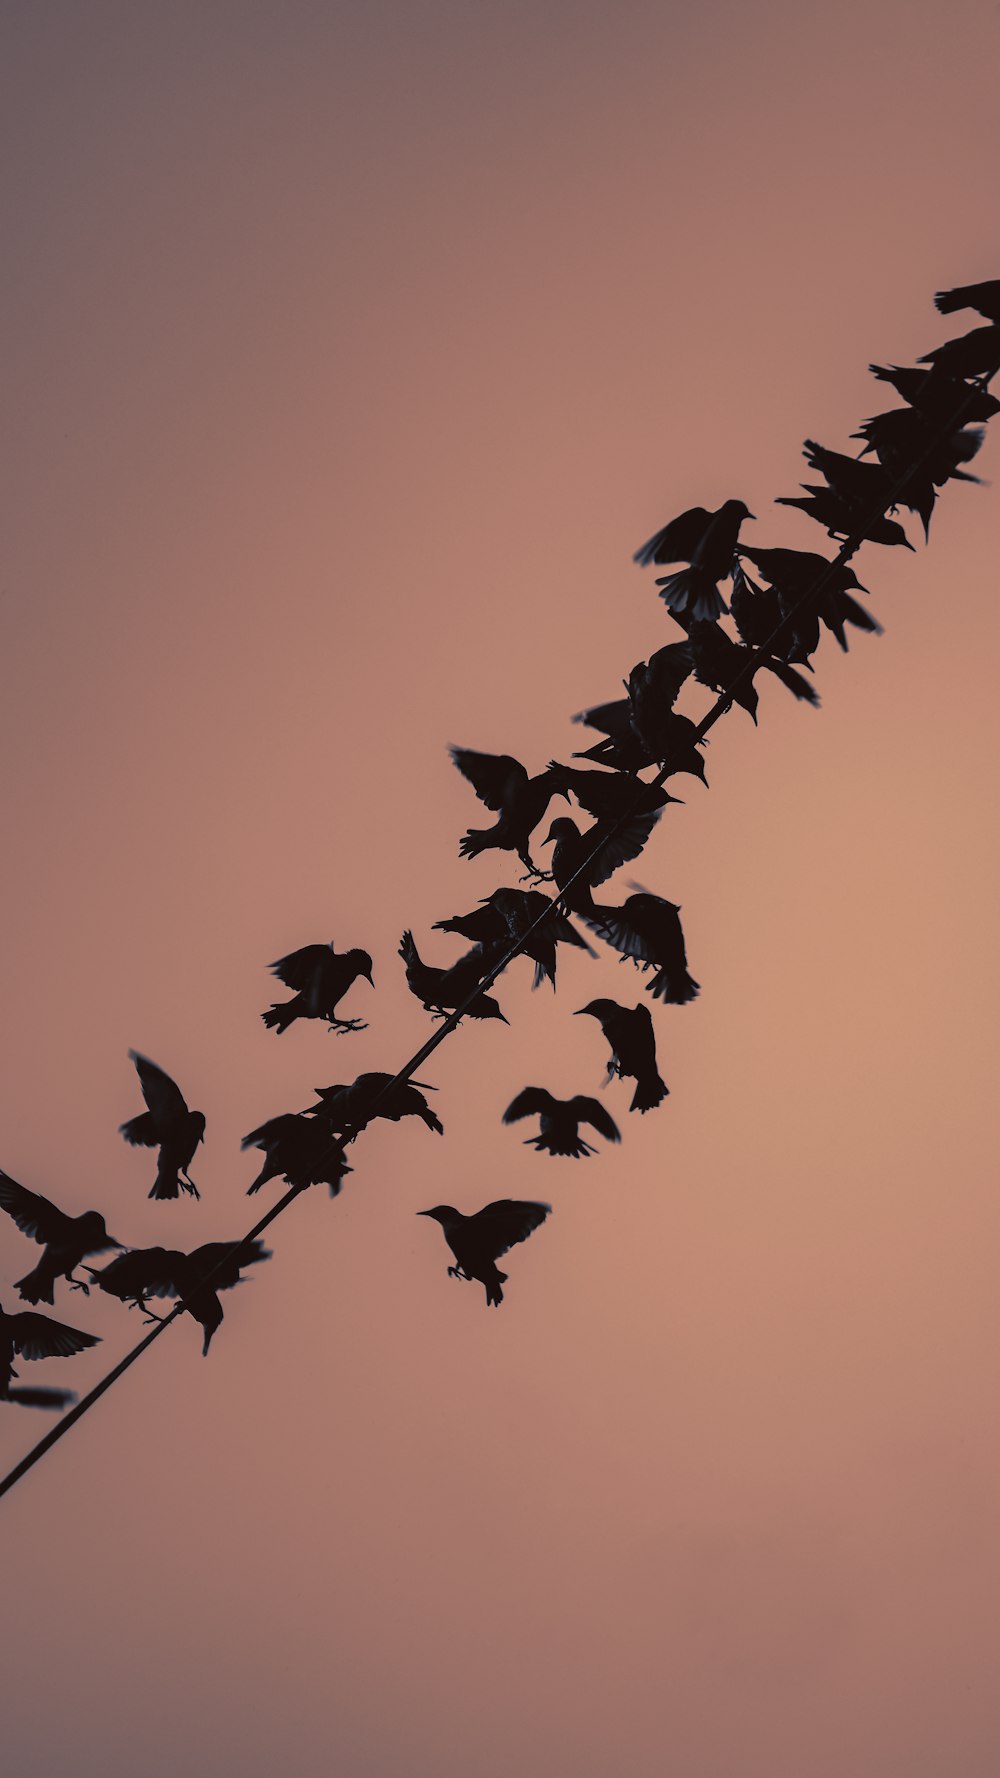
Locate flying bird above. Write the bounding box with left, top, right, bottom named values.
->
left=634, top=500, right=754, bottom=621
left=542, top=809, right=662, bottom=916
left=262, top=943, right=374, bottom=1035
left=241, top=1113, right=353, bottom=1197
left=120, top=1052, right=206, bottom=1199
left=450, top=748, right=567, bottom=878
left=398, top=931, right=507, bottom=1022
left=90, top=1241, right=270, bottom=1355
left=0, top=1171, right=120, bottom=1304
left=434, top=886, right=592, bottom=990
left=575, top=999, right=668, bottom=1113
left=737, top=546, right=883, bottom=659
left=585, top=890, right=699, bottom=1003
left=307, top=1072, right=443, bottom=1136
left=417, top=1200, right=550, bottom=1306
left=0, top=1301, right=100, bottom=1405
left=503, top=1088, right=621, bottom=1157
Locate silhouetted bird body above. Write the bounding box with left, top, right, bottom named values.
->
left=450, top=748, right=567, bottom=877
left=919, top=323, right=1000, bottom=380
left=503, top=1088, right=620, bottom=1157
left=679, top=618, right=818, bottom=717
left=777, top=485, right=913, bottom=550
left=853, top=409, right=983, bottom=536
left=575, top=999, right=668, bottom=1112
left=934, top=279, right=1000, bottom=323
left=737, top=546, right=881, bottom=658
left=417, top=1200, right=550, bottom=1305
left=262, top=943, right=373, bottom=1034
left=308, top=1072, right=443, bottom=1136
left=634, top=500, right=753, bottom=621
left=547, top=765, right=674, bottom=824
left=0, top=1301, right=100, bottom=1403
left=399, top=931, right=507, bottom=1022
left=120, top=1052, right=206, bottom=1199
left=572, top=697, right=707, bottom=782
left=543, top=811, right=662, bottom=916
left=434, top=887, right=591, bottom=989
left=868, top=362, right=1000, bottom=426
left=0, top=1171, right=120, bottom=1304
left=586, top=892, right=699, bottom=1003
left=91, top=1241, right=270, bottom=1354
left=241, top=1113, right=352, bottom=1196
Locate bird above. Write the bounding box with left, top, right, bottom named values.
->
left=503, top=1088, right=621, bottom=1157
left=934, top=279, right=1000, bottom=323
left=677, top=618, right=819, bottom=720
left=575, top=999, right=668, bottom=1112
left=398, top=931, right=507, bottom=1022
left=868, top=362, right=1000, bottom=426
left=120, top=1052, right=206, bottom=1199
left=572, top=697, right=708, bottom=782
left=542, top=809, right=662, bottom=916
left=776, top=484, right=914, bottom=550
left=306, top=1072, right=443, bottom=1136
left=0, top=1301, right=100, bottom=1406
left=585, top=890, right=699, bottom=1003
left=546, top=764, right=676, bottom=824
left=918, top=323, right=1000, bottom=381
left=241, top=1113, right=353, bottom=1196
left=737, top=546, right=882, bottom=659
left=633, top=500, right=754, bottom=621
left=417, top=1200, right=550, bottom=1306
left=262, top=943, right=374, bottom=1034
left=434, top=887, right=593, bottom=990
left=852, top=409, right=983, bottom=537
left=0, top=1171, right=121, bottom=1304
left=450, top=748, right=567, bottom=878
left=89, top=1240, right=270, bottom=1355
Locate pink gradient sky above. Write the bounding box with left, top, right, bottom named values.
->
left=2, top=4, right=999, bottom=1774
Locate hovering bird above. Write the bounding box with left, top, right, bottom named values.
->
left=634, top=499, right=754, bottom=621
left=0, top=1171, right=120, bottom=1304
left=503, top=1088, right=620, bottom=1158
left=575, top=999, right=668, bottom=1112
left=262, top=943, right=374, bottom=1035
left=585, top=891, right=699, bottom=1004
left=307, top=1072, right=443, bottom=1136
left=934, top=279, right=1000, bottom=323
left=0, top=1301, right=99, bottom=1405
left=868, top=362, right=1000, bottom=426
left=398, top=931, right=507, bottom=1022
left=918, top=323, right=1000, bottom=381
left=434, top=887, right=592, bottom=990
left=241, top=1113, right=352, bottom=1197
left=450, top=748, right=567, bottom=878
left=417, top=1200, right=550, bottom=1306
left=120, top=1052, right=206, bottom=1199
left=543, top=809, right=662, bottom=916
left=89, top=1240, right=270, bottom=1355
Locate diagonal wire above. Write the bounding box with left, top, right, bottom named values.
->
left=0, top=367, right=991, bottom=1504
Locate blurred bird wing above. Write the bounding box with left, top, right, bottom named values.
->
left=633, top=505, right=709, bottom=566
left=585, top=809, right=662, bottom=888
left=96, top=1248, right=186, bottom=1299
left=0, top=1171, right=73, bottom=1246
left=268, top=943, right=334, bottom=991
left=585, top=901, right=651, bottom=960
left=503, top=1087, right=556, bottom=1124
left=572, top=698, right=632, bottom=738
left=11, top=1311, right=101, bottom=1361
left=569, top=1097, right=621, bottom=1141
left=469, top=1199, right=552, bottom=1259
left=240, top=1113, right=303, bottom=1152
left=449, top=748, right=529, bottom=812
left=119, top=1111, right=160, bottom=1147
left=187, top=1240, right=270, bottom=1292
left=129, top=1052, right=190, bottom=1127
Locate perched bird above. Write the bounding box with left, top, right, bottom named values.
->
left=543, top=810, right=662, bottom=916
left=547, top=764, right=675, bottom=824
left=575, top=999, right=668, bottom=1112
left=737, top=546, right=882, bottom=658
left=434, top=887, right=592, bottom=990
left=934, top=279, right=1000, bottom=323
left=90, top=1240, right=270, bottom=1355
left=573, top=698, right=708, bottom=783
left=679, top=618, right=819, bottom=720
left=120, top=1052, right=206, bottom=1199
left=868, top=362, right=1000, bottom=426
left=398, top=931, right=507, bottom=1022
left=241, top=1113, right=352, bottom=1197
left=918, top=323, right=1000, bottom=381
left=585, top=890, right=699, bottom=1003
left=262, top=943, right=373, bottom=1035
left=634, top=500, right=754, bottom=621
left=307, top=1072, right=443, bottom=1136
left=0, top=1171, right=120, bottom=1304
left=776, top=483, right=914, bottom=550
left=450, top=748, right=567, bottom=878
left=417, top=1200, right=550, bottom=1306
left=503, top=1088, right=620, bottom=1158
left=853, top=409, right=983, bottom=537
left=0, top=1301, right=99, bottom=1404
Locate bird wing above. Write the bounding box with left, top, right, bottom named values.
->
left=269, top=944, right=334, bottom=991
left=432, top=905, right=501, bottom=942
left=240, top=1115, right=298, bottom=1152
left=584, top=900, right=652, bottom=961
left=585, top=809, right=662, bottom=888
left=0, top=1171, right=74, bottom=1247
left=569, top=1097, right=621, bottom=1141
left=94, top=1248, right=186, bottom=1300
left=572, top=698, right=633, bottom=738
left=11, top=1312, right=102, bottom=1361
left=633, top=505, right=709, bottom=567
left=449, top=747, right=529, bottom=812
left=186, top=1240, right=271, bottom=1292
left=469, top=1200, right=552, bottom=1259
left=502, top=1087, right=555, bottom=1124
left=129, top=1051, right=190, bottom=1127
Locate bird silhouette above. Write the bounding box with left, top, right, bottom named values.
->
left=90, top=1241, right=270, bottom=1355
left=572, top=697, right=708, bottom=782
left=737, top=547, right=882, bottom=658
left=0, top=1171, right=121, bottom=1304
left=547, top=764, right=676, bottom=824
left=634, top=499, right=754, bottom=620
left=307, top=1072, right=443, bottom=1136
left=0, top=1301, right=100, bottom=1404
left=868, top=362, right=1000, bottom=426
left=575, top=998, right=668, bottom=1112
left=676, top=618, right=818, bottom=720
left=585, top=890, right=699, bottom=1003
left=241, top=1113, right=352, bottom=1196
left=776, top=485, right=914, bottom=550
left=542, top=810, right=662, bottom=916
left=503, top=1088, right=620, bottom=1157
left=852, top=409, right=983, bottom=537
left=434, top=887, right=593, bottom=991
left=262, top=943, right=374, bottom=1034
left=918, top=323, right=1000, bottom=380
left=450, top=748, right=567, bottom=878
left=417, top=1200, right=550, bottom=1306
left=934, top=279, right=1000, bottom=323
left=399, top=931, right=507, bottom=1022
left=120, top=1052, right=206, bottom=1199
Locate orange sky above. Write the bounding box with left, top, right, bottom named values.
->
left=2, top=4, right=999, bottom=1774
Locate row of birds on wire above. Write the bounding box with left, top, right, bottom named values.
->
left=2, top=277, right=997, bottom=1414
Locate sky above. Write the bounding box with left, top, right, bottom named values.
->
left=1, top=2, right=999, bottom=1774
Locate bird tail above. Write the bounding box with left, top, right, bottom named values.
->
left=6, top=1385, right=76, bottom=1411
left=15, top=1262, right=56, bottom=1305
left=261, top=1002, right=295, bottom=1033
left=484, top=1268, right=507, bottom=1307
left=647, top=968, right=700, bottom=1005
left=458, top=828, right=491, bottom=861
left=655, top=567, right=729, bottom=622
left=148, top=1166, right=182, bottom=1200
left=630, top=1071, right=669, bottom=1113
left=764, top=661, right=820, bottom=705
left=530, top=1132, right=595, bottom=1158
left=420, top=1107, right=445, bottom=1135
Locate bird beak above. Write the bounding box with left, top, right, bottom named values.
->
left=416, top=1209, right=433, bottom=1218
left=364, top=969, right=374, bottom=986
left=108, top=1238, right=124, bottom=1249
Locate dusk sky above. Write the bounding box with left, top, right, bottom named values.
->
left=2, top=4, right=999, bottom=1774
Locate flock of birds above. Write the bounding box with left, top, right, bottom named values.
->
left=2, top=278, right=998, bottom=1415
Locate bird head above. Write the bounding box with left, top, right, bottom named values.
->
left=191, top=1111, right=207, bottom=1147
left=85, top=1213, right=123, bottom=1251
left=543, top=817, right=578, bottom=846
left=349, top=949, right=375, bottom=985
left=727, top=500, right=755, bottom=523
left=575, top=999, right=615, bottom=1020
left=417, top=1206, right=459, bottom=1226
